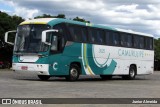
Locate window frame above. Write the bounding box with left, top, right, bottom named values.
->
left=66, top=23, right=89, bottom=43
left=56, top=22, right=154, bottom=50
left=88, top=27, right=105, bottom=45
left=145, top=37, right=153, bottom=50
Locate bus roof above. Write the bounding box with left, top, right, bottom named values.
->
left=20, top=18, right=154, bottom=38
left=115, top=28, right=153, bottom=37
left=20, top=18, right=54, bottom=25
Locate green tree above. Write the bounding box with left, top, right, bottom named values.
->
left=154, top=38, right=160, bottom=60
left=34, top=14, right=55, bottom=18
left=34, top=14, right=66, bottom=19
left=57, top=14, right=65, bottom=18
left=0, top=11, right=24, bottom=42
left=34, top=14, right=90, bottom=23
left=12, top=15, right=24, bottom=26
left=0, top=11, right=24, bottom=65
left=73, top=16, right=90, bottom=23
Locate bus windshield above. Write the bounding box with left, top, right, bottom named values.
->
left=14, top=24, right=51, bottom=53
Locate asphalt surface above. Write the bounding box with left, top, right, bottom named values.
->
left=0, top=69, right=160, bottom=107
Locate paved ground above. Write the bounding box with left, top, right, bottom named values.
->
left=0, top=69, right=160, bottom=107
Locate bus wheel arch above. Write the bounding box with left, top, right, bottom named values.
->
left=130, top=64, right=137, bottom=75
left=65, top=62, right=81, bottom=81
left=38, top=75, right=50, bottom=81
left=122, top=64, right=137, bottom=80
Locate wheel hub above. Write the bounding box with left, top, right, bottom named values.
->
left=130, top=69, right=135, bottom=77
left=71, top=68, right=78, bottom=77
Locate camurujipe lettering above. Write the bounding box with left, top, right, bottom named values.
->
left=118, top=49, right=144, bottom=58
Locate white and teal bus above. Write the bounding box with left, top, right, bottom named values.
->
left=5, top=18, right=154, bottom=81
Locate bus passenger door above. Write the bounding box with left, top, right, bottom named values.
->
left=49, top=34, right=67, bottom=76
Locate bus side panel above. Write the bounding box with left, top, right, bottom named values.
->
left=48, top=43, right=84, bottom=76
left=48, top=54, right=68, bottom=76
left=110, top=47, right=154, bottom=75
left=82, top=43, right=154, bottom=76
left=81, top=44, right=117, bottom=75
left=47, top=42, right=154, bottom=76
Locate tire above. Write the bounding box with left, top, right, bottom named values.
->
left=100, top=75, right=112, bottom=80
left=65, top=64, right=80, bottom=81
left=38, top=75, right=50, bottom=81
left=122, top=66, right=136, bottom=80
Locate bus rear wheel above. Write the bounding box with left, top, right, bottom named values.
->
left=100, top=75, right=112, bottom=80
left=66, top=64, right=80, bottom=81
left=122, top=66, right=136, bottom=80
left=38, top=75, right=50, bottom=81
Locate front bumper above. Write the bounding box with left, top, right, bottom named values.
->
left=12, top=63, right=50, bottom=75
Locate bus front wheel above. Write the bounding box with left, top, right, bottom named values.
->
left=66, top=64, right=80, bottom=81
left=38, top=75, right=50, bottom=81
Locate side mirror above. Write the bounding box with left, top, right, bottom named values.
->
left=42, top=29, right=58, bottom=45
left=5, top=30, right=16, bottom=45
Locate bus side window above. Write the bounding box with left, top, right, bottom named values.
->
left=133, top=35, right=140, bottom=48
left=105, top=31, right=111, bottom=45
left=113, top=32, right=120, bottom=46
left=150, top=38, right=153, bottom=50
left=53, top=23, right=68, bottom=40
left=97, top=30, right=105, bottom=45
left=139, top=36, right=144, bottom=49
left=52, top=24, right=68, bottom=52
left=145, top=37, right=153, bottom=50
left=68, top=25, right=83, bottom=42
left=121, top=33, right=133, bottom=48
left=68, top=26, right=75, bottom=41
left=81, top=27, right=87, bottom=43
left=74, top=26, right=83, bottom=41
left=127, top=34, right=132, bottom=48
left=89, top=28, right=105, bottom=44
left=51, top=36, right=58, bottom=51
left=89, top=28, right=95, bottom=43
left=121, top=33, right=127, bottom=47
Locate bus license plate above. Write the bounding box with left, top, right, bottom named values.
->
left=21, top=66, right=28, bottom=70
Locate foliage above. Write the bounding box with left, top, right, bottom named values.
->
left=34, top=14, right=66, bottom=19
left=0, top=11, right=24, bottom=47
left=0, top=11, right=24, bottom=64
left=154, top=38, right=160, bottom=60
left=34, top=14, right=90, bottom=23
left=73, top=16, right=90, bottom=23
